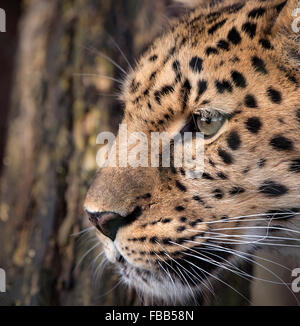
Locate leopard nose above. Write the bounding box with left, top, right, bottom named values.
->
left=85, top=210, right=124, bottom=241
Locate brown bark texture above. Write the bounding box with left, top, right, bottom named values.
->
left=0, top=0, right=179, bottom=306
left=0, top=0, right=250, bottom=306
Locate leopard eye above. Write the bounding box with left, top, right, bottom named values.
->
left=195, top=111, right=227, bottom=139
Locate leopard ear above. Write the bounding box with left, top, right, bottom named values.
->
left=270, top=0, right=300, bottom=70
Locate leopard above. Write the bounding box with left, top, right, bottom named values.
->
left=84, top=0, right=300, bottom=305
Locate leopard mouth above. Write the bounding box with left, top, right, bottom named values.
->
left=115, top=254, right=201, bottom=304
left=113, top=239, right=238, bottom=304
left=92, top=211, right=271, bottom=305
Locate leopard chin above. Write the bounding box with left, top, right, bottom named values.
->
left=101, top=236, right=206, bottom=305
left=96, top=226, right=262, bottom=305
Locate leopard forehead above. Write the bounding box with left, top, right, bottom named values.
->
left=121, top=0, right=298, bottom=131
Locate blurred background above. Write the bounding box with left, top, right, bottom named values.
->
left=0, top=0, right=251, bottom=306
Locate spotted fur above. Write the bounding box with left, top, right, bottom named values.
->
left=85, top=0, right=300, bottom=305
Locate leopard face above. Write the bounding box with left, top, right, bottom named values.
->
left=84, top=0, right=300, bottom=304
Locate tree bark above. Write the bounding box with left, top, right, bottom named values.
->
left=0, top=0, right=252, bottom=306
left=0, top=0, right=174, bottom=306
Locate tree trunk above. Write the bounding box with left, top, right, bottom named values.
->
left=0, top=0, right=174, bottom=306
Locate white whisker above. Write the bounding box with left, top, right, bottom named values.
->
left=83, top=45, right=127, bottom=75
left=95, top=279, right=123, bottom=300
left=187, top=212, right=300, bottom=228
left=73, top=73, right=123, bottom=84
left=155, top=241, right=208, bottom=303
left=107, top=34, right=133, bottom=71
left=200, top=242, right=300, bottom=305
left=71, top=227, right=94, bottom=237
left=76, top=242, right=101, bottom=269
left=182, top=257, right=252, bottom=304
left=213, top=225, right=300, bottom=236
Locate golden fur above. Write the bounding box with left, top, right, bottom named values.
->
left=85, top=0, right=300, bottom=304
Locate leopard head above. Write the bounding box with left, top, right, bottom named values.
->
left=84, top=0, right=300, bottom=304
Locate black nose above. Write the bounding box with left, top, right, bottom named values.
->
left=86, top=210, right=124, bottom=241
